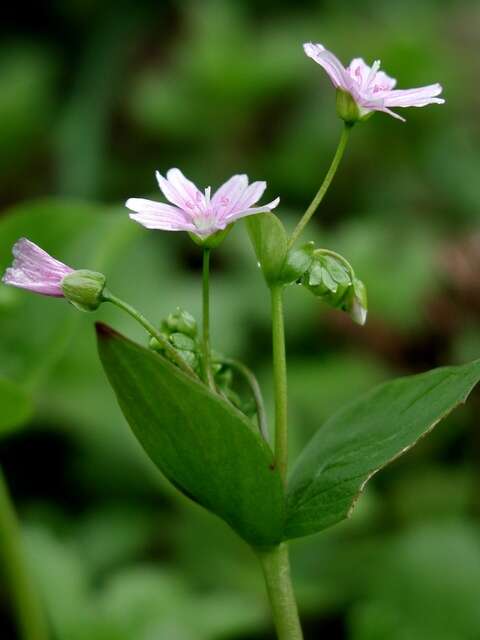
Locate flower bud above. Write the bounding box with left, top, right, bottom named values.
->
left=61, top=269, right=106, bottom=312
left=344, top=278, right=368, bottom=326
left=162, top=308, right=197, bottom=338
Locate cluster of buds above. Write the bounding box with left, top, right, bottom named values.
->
left=149, top=308, right=199, bottom=370
left=149, top=308, right=256, bottom=417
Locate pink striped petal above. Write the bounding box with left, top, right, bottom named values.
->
left=2, top=238, right=73, bottom=297
left=126, top=198, right=195, bottom=231
left=374, top=70, right=397, bottom=91
left=303, top=42, right=350, bottom=91
left=165, top=168, right=203, bottom=208
left=155, top=171, right=188, bottom=209
left=233, top=181, right=267, bottom=211
left=211, top=174, right=249, bottom=213
left=225, top=196, right=280, bottom=223
left=383, top=84, right=445, bottom=108
left=348, top=58, right=371, bottom=87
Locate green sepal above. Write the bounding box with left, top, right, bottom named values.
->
left=336, top=89, right=361, bottom=124
left=188, top=225, right=232, bottom=249
left=61, top=269, right=106, bottom=312
left=336, top=89, right=374, bottom=125
left=246, top=213, right=288, bottom=286
left=96, top=323, right=285, bottom=547
left=278, top=241, right=315, bottom=285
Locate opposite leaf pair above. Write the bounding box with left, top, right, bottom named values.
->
left=97, top=323, right=480, bottom=548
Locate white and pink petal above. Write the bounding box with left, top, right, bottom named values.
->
left=225, top=196, right=280, bottom=223
left=233, top=181, right=267, bottom=212
left=383, top=84, right=445, bottom=108
left=2, top=238, right=73, bottom=297
left=165, top=168, right=203, bottom=209
left=126, top=198, right=195, bottom=231
left=211, top=174, right=249, bottom=214
left=303, top=43, right=350, bottom=91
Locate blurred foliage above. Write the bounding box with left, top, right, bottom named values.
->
left=1, top=0, right=480, bottom=638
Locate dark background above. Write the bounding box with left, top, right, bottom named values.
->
left=1, top=1, right=480, bottom=638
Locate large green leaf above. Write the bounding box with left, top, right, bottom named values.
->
left=285, top=360, right=480, bottom=540
left=96, top=323, right=284, bottom=547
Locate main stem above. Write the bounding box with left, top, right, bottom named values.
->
left=266, top=286, right=303, bottom=638
left=271, top=285, right=288, bottom=481
left=202, top=248, right=216, bottom=390
left=0, top=468, right=49, bottom=640
left=288, top=123, right=352, bottom=249
left=258, top=544, right=304, bottom=640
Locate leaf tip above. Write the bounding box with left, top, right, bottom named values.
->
left=95, top=322, right=120, bottom=340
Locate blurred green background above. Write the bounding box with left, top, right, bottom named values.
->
left=1, top=0, right=480, bottom=638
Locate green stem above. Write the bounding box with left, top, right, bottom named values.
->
left=271, top=285, right=288, bottom=482
left=258, top=543, right=304, bottom=640
left=0, top=468, right=49, bottom=640
left=202, top=248, right=216, bottom=390
left=288, top=123, right=352, bottom=249
left=266, top=289, right=303, bottom=638
left=217, top=357, right=269, bottom=441
left=102, top=290, right=196, bottom=379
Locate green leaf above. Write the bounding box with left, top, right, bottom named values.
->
left=0, top=377, right=33, bottom=438
left=96, top=323, right=284, bottom=547
left=246, top=213, right=288, bottom=285
left=285, top=360, right=480, bottom=540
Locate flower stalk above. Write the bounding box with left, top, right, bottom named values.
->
left=271, top=285, right=289, bottom=482
left=288, top=123, right=352, bottom=249
left=0, top=468, right=49, bottom=640
left=102, top=290, right=196, bottom=378
left=202, top=248, right=216, bottom=390
left=266, top=284, right=304, bottom=639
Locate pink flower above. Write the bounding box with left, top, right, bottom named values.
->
left=2, top=238, right=73, bottom=297
left=303, top=42, right=445, bottom=122
left=126, top=169, right=280, bottom=238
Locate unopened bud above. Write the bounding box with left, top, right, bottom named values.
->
left=163, top=309, right=197, bottom=338
left=346, top=278, right=368, bottom=326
